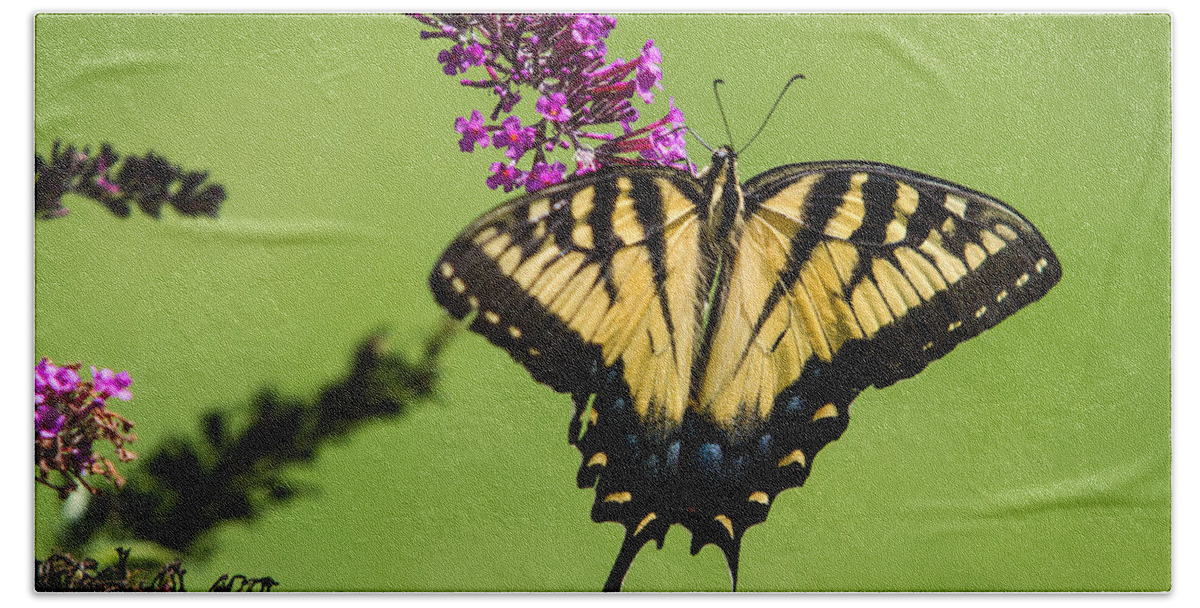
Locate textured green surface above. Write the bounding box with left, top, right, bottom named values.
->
left=34, top=14, right=1170, bottom=591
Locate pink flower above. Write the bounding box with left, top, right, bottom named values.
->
left=455, top=111, right=491, bottom=152
left=571, top=14, right=617, bottom=45
left=415, top=13, right=696, bottom=193
left=536, top=92, right=573, bottom=124
left=91, top=366, right=133, bottom=401
left=635, top=40, right=663, bottom=103
left=494, top=116, right=537, bottom=160
left=527, top=161, right=566, bottom=192
left=486, top=162, right=527, bottom=192
left=437, top=43, right=485, bottom=76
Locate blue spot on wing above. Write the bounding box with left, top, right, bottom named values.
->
left=696, top=442, right=724, bottom=485
left=758, top=434, right=773, bottom=457
left=666, top=441, right=681, bottom=472
left=785, top=395, right=804, bottom=413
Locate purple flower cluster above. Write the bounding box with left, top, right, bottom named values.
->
left=413, top=13, right=694, bottom=195
left=35, top=358, right=137, bottom=499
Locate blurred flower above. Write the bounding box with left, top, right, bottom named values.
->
left=35, top=141, right=226, bottom=220
left=92, top=366, right=133, bottom=402
left=95, top=155, right=121, bottom=195
left=36, top=404, right=66, bottom=439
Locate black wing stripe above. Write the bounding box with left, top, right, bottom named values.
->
left=850, top=173, right=900, bottom=244
left=584, top=179, right=623, bottom=302
left=545, top=197, right=579, bottom=255
left=802, top=171, right=853, bottom=233
left=629, top=175, right=679, bottom=354
left=901, top=183, right=942, bottom=247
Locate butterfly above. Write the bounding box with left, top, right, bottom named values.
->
left=429, top=143, right=1060, bottom=591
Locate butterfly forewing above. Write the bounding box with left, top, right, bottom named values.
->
left=737, top=161, right=1061, bottom=395
left=430, top=166, right=711, bottom=427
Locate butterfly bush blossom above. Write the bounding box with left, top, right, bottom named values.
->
left=413, top=13, right=693, bottom=194
left=35, top=358, right=137, bottom=499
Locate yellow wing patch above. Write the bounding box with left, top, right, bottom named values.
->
left=823, top=172, right=868, bottom=239
left=469, top=176, right=703, bottom=430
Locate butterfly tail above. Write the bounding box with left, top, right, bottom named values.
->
left=722, top=543, right=741, bottom=592
left=603, top=517, right=671, bottom=592
left=603, top=531, right=647, bottom=592
left=688, top=521, right=743, bottom=592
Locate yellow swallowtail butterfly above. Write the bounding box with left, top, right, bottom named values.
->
left=430, top=140, right=1060, bottom=590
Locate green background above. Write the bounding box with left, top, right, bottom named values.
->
left=34, top=14, right=1170, bottom=591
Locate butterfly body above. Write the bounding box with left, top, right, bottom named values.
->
left=430, top=147, right=1060, bottom=590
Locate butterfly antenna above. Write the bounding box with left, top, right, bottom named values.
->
left=713, top=79, right=735, bottom=147
left=688, top=126, right=715, bottom=153
left=738, top=73, right=805, bottom=156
